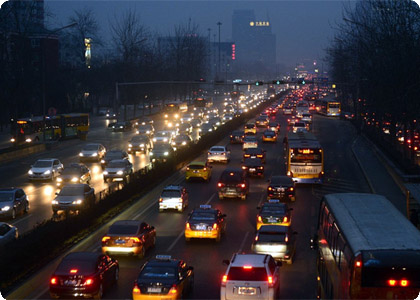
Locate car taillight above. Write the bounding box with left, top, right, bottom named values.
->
left=130, top=237, right=141, bottom=243
left=401, top=279, right=409, bottom=287
left=102, top=236, right=110, bottom=243
left=84, top=278, right=94, bottom=286
left=257, top=154, right=263, bottom=158
left=133, top=283, right=141, bottom=294
left=242, top=166, right=247, bottom=170
left=289, top=187, right=294, bottom=191
left=283, top=216, right=288, bottom=223
left=221, top=275, right=228, bottom=286
left=258, top=166, right=264, bottom=170
left=212, top=223, right=218, bottom=230
left=168, top=284, right=178, bottom=295
left=238, top=183, right=246, bottom=188
left=159, top=198, right=163, bottom=202
left=50, top=277, right=58, bottom=285
left=257, top=216, right=262, bottom=222
left=268, top=276, right=274, bottom=287
left=217, top=182, right=224, bottom=188
left=186, top=223, right=190, bottom=230
left=268, top=186, right=273, bottom=191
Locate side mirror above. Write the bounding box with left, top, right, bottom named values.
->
left=222, top=259, right=230, bottom=266
left=310, top=234, right=318, bottom=250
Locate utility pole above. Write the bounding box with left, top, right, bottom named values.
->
left=217, top=21, right=222, bottom=80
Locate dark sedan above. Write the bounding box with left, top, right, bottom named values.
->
left=101, top=150, right=129, bottom=168
left=49, top=252, right=119, bottom=299
left=243, top=147, right=266, bottom=163
left=0, top=188, right=29, bottom=220
left=52, top=184, right=95, bottom=214
left=241, top=158, right=264, bottom=177
left=230, top=130, right=245, bottom=144
left=217, top=169, right=249, bottom=200
left=56, top=164, right=91, bottom=187
left=267, top=175, right=295, bottom=201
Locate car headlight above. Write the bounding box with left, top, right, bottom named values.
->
left=120, top=126, right=123, bottom=128
left=163, top=138, right=167, bottom=142
left=44, top=170, right=51, bottom=175
left=117, top=170, right=123, bottom=175
left=172, top=142, right=176, bottom=146
left=71, top=177, right=78, bottom=182
left=72, top=199, right=83, bottom=205
left=92, top=153, right=98, bottom=157
left=164, top=114, right=168, bottom=118
left=26, top=138, right=32, bottom=143
left=101, top=159, right=105, bottom=163
left=209, top=129, right=213, bottom=132
left=52, top=200, right=58, bottom=205
left=175, top=114, right=179, bottom=118
left=57, top=177, right=62, bottom=182
left=164, top=151, right=169, bottom=156
left=79, top=152, right=84, bottom=157
left=28, top=170, right=33, bottom=175
left=149, top=152, right=153, bottom=156
left=103, top=171, right=108, bottom=175
left=1, top=206, right=10, bottom=211
left=128, top=144, right=133, bottom=148
left=182, top=141, right=187, bottom=145
left=10, top=138, right=15, bottom=142
left=146, top=130, right=150, bottom=134
left=153, top=138, right=157, bottom=142
left=136, top=131, right=139, bottom=134
left=140, top=144, right=144, bottom=147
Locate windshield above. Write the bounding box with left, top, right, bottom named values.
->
left=83, top=145, right=99, bottom=151
left=139, top=266, right=177, bottom=279
left=220, top=172, right=242, bottom=183
left=291, top=148, right=322, bottom=163
left=0, top=193, right=14, bottom=202
left=61, top=168, right=81, bottom=175
left=59, top=187, right=83, bottom=196
left=161, top=190, right=181, bottom=198
left=190, top=212, right=216, bottom=221
left=108, top=224, right=138, bottom=235
left=33, top=160, right=52, bottom=168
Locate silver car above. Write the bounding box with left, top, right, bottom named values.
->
left=0, top=222, right=18, bottom=246
left=207, top=146, right=231, bottom=163
left=52, top=184, right=95, bottom=214
left=128, top=135, right=152, bottom=154
left=79, top=143, right=106, bottom=162
left=103, top=159, right=133, bottom=182
left=0, top=188, right=29, bottom=219
left=158, top=185, right=189, bottom=212
left=251, top=225, right=297, bottom=264
left=28, top=159, right=63, bottom=181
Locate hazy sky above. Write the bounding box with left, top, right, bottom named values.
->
left=46, top=0, right=348, bottom=68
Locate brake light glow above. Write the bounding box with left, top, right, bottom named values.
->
left=159, top=198, right=163, bottom=202
left=70, top=269, right=78, bottom=274
left=133, top=283, right=141, bottom=294
left=217, top=182, right=224, bottom=188
left=268, top=276, right=273, bottom=284
left=130, top=237, right=141, bottom=243
left=268, top=187, right=272, bottom=191
left=222, top=275, right=228, bottom=284
left=283, top=216, right=288, bottom=223
left=168, top=285, right=177, bottom=294
left=355, top=261, right=362, bottom=267
left=240, top=183, right=246, bottom=188
left=50, top=277, right=58, bottom=285
left=243, top=266, right=253, bottom=269
left=84, top=278, right=93, bottom=285
left=212, top=223, right=218, bottom=230
left=401, top=279, right=409, bottom=287
left=186, top=223, right=190, bottom=230
left=289, top=187, right=294, bottom=191
left=258, top=216, right=262, bottom=222
left=388, top=279, right=396, bottom=286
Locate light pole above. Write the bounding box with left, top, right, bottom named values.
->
left=42, top=22, right=77, bottom=142
left=217, top=21, right=222, bottom=80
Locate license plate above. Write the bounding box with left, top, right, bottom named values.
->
left=251, top=155, right=256, bottom=158
left=115, top=239, right=126, bottom=244
left=249, top=168, right=256, bottom=172
left=64, top=280, right=78, bottom=286
left=277, top=188, right=285, bottom=192
left=238, top=287, right=256, bottom=295
left=193, top=170, right=199, bottom=173
left=268, top=218, right=277, bottom=223
left=196, top=225, right=207, bottom=230
left=147, top=287, right=162, bottom=293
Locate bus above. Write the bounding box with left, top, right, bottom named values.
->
left=285, top=131, right=324, bottom=184
left=313, top=193, right=420, bottom=299
left=10, top=113, right=89, bottom=145
left=319, top=99, right=341, bottom=116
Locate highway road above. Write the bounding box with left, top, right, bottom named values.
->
left=7, top=95, right=372, bottom=299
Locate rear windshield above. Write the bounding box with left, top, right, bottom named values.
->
left=228, top=267, right=267, bottom=281
left=245, top=124, right=255, bottom=128
left=139, top=266, right=177, bottom=279
left=190, top=212, right=216, bottom=221
left=261, top=205, right=286, bottom=214
left=161, top=190, right=181, bottom=198
left=220, top=172, right=242, bottom=183
left=108, top=225, right=138, bottom=235
left=188, top=164, right=204, bottom=170
left=211, top=147, right=225, bottom=152
left=257, top=232, right=287, bottom=243
left=57, top=260, right=96, bottom=274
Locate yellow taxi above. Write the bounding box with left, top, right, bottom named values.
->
left=185, top=205, right=226, bottom=242
left=256, top=200, right=292, bottom=230
left=132, top=255, right=194, bottom=300
left=185, top=161, right=212, bottom=182
left=262, top=130, right=277, bottom=143
left=244, top=123, right=257, bottom=135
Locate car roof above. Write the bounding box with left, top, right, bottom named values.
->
left=270, top=176, right=294, bottom=184
left=111, top=220, right=141, bottom=227
left=229, top=253, right=270, bottom=268
left=163, top=185, right=182, bottom=191
left=258, top=225, right=288, bottom=233
left=63, top=252, right=101, bottom=261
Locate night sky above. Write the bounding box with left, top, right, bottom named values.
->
left=45, top=0, right=348, bottom=69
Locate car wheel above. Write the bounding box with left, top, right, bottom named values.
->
left=11, top=208, right=16, bottom=219
left=24, top=202, right=29, bottom=213
left=93, top=284, right=103, bottom=299
left=114, top=267, right=119, bottom=283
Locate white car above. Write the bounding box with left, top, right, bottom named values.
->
left=207, top=146, right=230, bottom=163
left=292, top=122, right=308, bottom=133
left=158, top=185, right=189, bottom=212
left=153, top=131, right=174, bottom=144
left=243, top=136, right=258, bottom=150
left=221, top=253, right=281, bottom=300
left=301, top=113, right=313, bottom=123
left=28, top=158, right=63, bottom=181
left=79, top=143, right=106, bottom=162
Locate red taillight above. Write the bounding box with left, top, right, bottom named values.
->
left=283, top=216, right=288, bottom=223
left=84, top=278, right=94, bottom=286
left=70, top=269, right=78, bottom=274
left=222, top=275, right=228, bottom=286
left=289, top=187, right=294, bottom=191
left=388, top=279, right=397, bottom=286
left=400, top=279, right=409, bottom=287
left=130, top=237, right=141, bottom=243
left=102, top=236, right=110, bottom=243
left=168, top=284, right=177, bottom=295
left=50, top=277, right=58, bottom=285
left=258, top=216, right=262, bottom=222
left=268, top=187, right=273, bottom=191
left=242, top=166, right=247, bottom=170
left=217, top=182, right=224, bottom=188
left=268, top=276, right=273, bottom=286
left=240, top=183, right=246, bottom=188
left=159, top=197, right=163, bottom=202
left=133, top=283, right=141, bottom=294
left=355, top=261, right=362, bottom=268
left=212, top=223, right=218, bottom=230
left=243, top=266, right=253, bottom=269
left=186, top=223, right=190, bottom=230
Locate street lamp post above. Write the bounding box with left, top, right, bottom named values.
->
left=217, top=21, right=222, bottom=80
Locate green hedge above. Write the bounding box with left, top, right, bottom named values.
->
left=0, top=92, right=285, bottom=294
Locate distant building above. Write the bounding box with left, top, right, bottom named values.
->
left=231, top=9, right=276, bottom=78
left=208, top=41, right=236, bottom=81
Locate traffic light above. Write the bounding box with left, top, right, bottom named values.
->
left=272, top=80, right=284, bottom=85
left=255, top=81, right=264, bottom=86
left=297, top=79, right=306, bottom=85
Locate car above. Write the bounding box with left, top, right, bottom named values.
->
left=178, top=123, right=193, bottom=135
left=191, top=118, right=202, bottom=128
left=200, top=123, right=215, bottom=134
left=292, top=122, right=308, bottom=133
left=222, top=113, right=234, bottom=122
left=283, top=107, right=293, bottom=115
left=268, top=122, right=280, bottom=133
left=159, top=185, right=189, bottom=212
left=341, top=111, right=355, bottom=120
left=49, top=252, right=119, bottom=299
left=186, top=161, right=212, bottom=182
left=185, top=205, right=226, bottom=242
left=79, top=143, right=106, bottom=162
left=153, top=130, right=173, bottom=144
left=106, top=110, right=118, bottom=119
left=150, top=143, right=174, bottom=163
left=256, top=199, right=293, bottom=230
left=217, top=168, right=249, bottom=200
left=180, top=114, right=192, bottom=124
left=207, top=145, right=231, bottom=163
left=242, top=158, right=264, bottom=177
left=136, top=124, right=154, bottom=136
left=132, top=255, right=194, bottom=300
left=111, top=121, right=132, bottom=132
left=267, top=175, right=295, bottom=201
left=243, top=136, right=258, bottom=150
left=128, top=135, right=153, bottom=154
left=251, top=225, right=297, bottom=264
left=138, top=117, right=154, bottom=125
left=52, top=184, right=95, bottom=214
left=256, top=116, right=269, bottom=128
left=171, top=134, right=192, bottom=151
left=243, top=147, right=266, bottom=163
left=56, top=163, right=91, bottom=187
left=301, top=113, right=313, bottom=123
left=262, top=130, right=277, bottom=143
left=0, top=222, right=18, bottom=246
left=220, top=253, right=281, bottom=300
left=100, top=150, right=129, bottom=168
left=28, top=158, right=63, bottom=181
left=0, top=188, right=29, bottom=219
left=101, top=220, right=156, bottom=257
left=287, top=115, right=297, bottom=126
left=107, top=122, right=117, bottom=130
left=244, top=123, right=257, bottom=135
left=103, top=159, right=133, bottom=183
left=230, top=130, right=245, bottom=144
left=209, top=117, right=222, bottom=128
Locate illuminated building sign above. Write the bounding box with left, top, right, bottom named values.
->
left=249, top=21, right=270, bottom=27
left=231, top=44, right=236, bottom=60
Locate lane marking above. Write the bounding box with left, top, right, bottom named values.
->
left=205, top=193, right=216, bottom=205
left=167, top=230, right=185, bottom=252
left=257, top=194, right=265, bottom=207
left=238, top=231, right=250, bottom=253
left=11, top=214, right=32, bottom=225
left=133, top=199, right=158, bottom=220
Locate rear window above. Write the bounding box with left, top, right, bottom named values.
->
left=258, top=232, right=287, bottom=243
left=211, top=147, right=225, bottom=152
left=57, top=260, right=96, bottom=274
left=245, top=124, right=255, bottom=129
left=161, top=190, right=181, bottom=198
left=228, top=267, right=267, bottom=281
left=190, top=212, right=216, bottom=221
left=220, top=172, right=242, bottom=183
left=139, top=266, right=177, bottom=279
left=108, top=224, right=138, bottom=235
left=188, top=164, right=204, bottom=170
